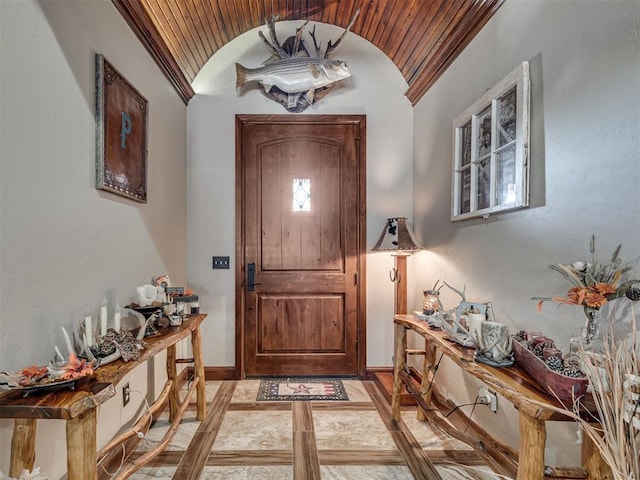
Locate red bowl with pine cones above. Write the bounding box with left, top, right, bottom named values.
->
left=512, top=334, right=589, bottom=402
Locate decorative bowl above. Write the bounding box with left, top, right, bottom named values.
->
left=512, top=339, right=589, bottom=401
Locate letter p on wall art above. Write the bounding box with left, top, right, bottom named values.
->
left=95, top=53, right=149, bottom=203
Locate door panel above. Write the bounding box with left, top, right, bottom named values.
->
left=261, top=141, right=342, bottom=271
left=237, top=115, right=366, bottom=377
left=258, top=295, right=344, bottom=352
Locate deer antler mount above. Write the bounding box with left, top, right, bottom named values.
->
left=235, top=11, right=359, bottom=113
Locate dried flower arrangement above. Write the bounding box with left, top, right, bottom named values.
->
left=526, top=236, right=640, bottom=478
left=533, top=235, right=639, bottom=311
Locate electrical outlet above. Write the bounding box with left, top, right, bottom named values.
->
left=122, top=382, right=131, bottom=407
left=478, top=387, right=498, bottom=412
left=488, top=390, right=498, bottom=412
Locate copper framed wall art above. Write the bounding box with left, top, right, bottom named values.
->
left=95, top=54, right=148, bottom=202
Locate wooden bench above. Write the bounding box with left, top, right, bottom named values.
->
left=391, top=314, right=611, bottom=480
left=0, top=313, right=207, bottom=480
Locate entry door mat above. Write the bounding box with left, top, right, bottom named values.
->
left=256, top=378, right=349, bottom=401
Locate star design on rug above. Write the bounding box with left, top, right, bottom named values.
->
left=289, top=383, right=312, bottom=395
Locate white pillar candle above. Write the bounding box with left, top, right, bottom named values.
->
left=100, top=297, right=108, bottom=337
left=85, top=310, right=93, bottom=347
left=114, top=304, right=121, bottom=332
left=468, top=313, right=486, bottom=341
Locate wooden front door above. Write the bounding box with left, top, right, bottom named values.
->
left=236, top=115, right=366, bottom=377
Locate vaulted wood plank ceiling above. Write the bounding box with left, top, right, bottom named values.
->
left=113, top=0, right=506, bottom=105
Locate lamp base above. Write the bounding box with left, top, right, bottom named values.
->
left=394, top=254, right=408, bottom=315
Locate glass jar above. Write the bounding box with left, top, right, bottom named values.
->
left=422, top=290, right=440, bottom=315
left=569, top=306, right=604, bottom=355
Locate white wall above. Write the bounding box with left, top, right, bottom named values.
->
left=0, top=1, right=187, bottom=477
left=188, top=22, right=414, bottom=367
left=412, top=0, right=640, bottom=466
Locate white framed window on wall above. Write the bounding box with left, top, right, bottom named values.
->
left=451, top=61, right=530, bottom=221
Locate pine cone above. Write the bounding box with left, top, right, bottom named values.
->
left=532, top=344, right=543, bottom=358
left=545, top=356, right=563, bottom=371
left=626, top=284, right=640, bottom=301
left=564, top=358, right=581, bottom=370
left=533, top=341, right=554, bottom=359
left=561, top=366, right=583, bottom=378
left=513, top=330, right=527, bottom=342
left=99, top=340, right=117, bottom=356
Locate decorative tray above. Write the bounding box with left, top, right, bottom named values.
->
left=512, top=339, right=588, bottom=401
left=13, top=378, right=78, bottom=398
left=474, top=352, right=514, bottom=367
left=126, top=303, right=167, bottom=318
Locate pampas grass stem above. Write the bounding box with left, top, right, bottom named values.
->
left=530, top=308, right=639, bottom=480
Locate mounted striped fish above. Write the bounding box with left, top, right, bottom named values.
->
left=236, top=58, right=350, bottom=94
left=235, top=11, right=359, bottom=113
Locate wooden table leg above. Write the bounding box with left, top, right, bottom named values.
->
left=391, top=322, right=407, bottom=423
left=9, top=418, right=36, bottom=477
left=66, top=409, right=97, bottom=480
left=417, top=339, right=436, bottom=422
left=166, top=343, right=180, bottom=422
left=191, top=325, right=206, bottom=421
left=518, top=412, right=546, bottom=480
left=581, top=427, right=613, bottom=479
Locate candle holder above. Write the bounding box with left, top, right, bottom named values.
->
left=422, top=289, right=441, bottom=316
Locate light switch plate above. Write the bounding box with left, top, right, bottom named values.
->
left=212, top=256, right=230, bottom=269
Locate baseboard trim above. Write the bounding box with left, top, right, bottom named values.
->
left=187, top=366, right=239, bottom=381
left=185, top=366, right=421, bottom=386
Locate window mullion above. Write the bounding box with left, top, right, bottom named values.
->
left=489, top=98, right=498, bottom=208
left=470, top=114, right=479, bottom=213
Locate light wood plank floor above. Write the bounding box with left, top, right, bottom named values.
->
left=120, top=380, right=505, bottom=479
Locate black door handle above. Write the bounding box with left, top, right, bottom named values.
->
left=247, top=262, right=257, bottom=291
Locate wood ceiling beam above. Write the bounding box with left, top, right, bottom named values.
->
left=157, top=0, right=208, bottom=67
left=185, top=0, right=216, bottom=57
left=370, top=0, right=400, bottom=47
left=195, top=0, right=225, bottom=52
left=391, top=0, right=441, bottom=66
left=383, top=0, right=424, bottom=63
left=401, top=0, right=460, bottom=82
left=112, top=0, right=195, bottom=104
left=405, top=0, right=506, bottom=105
left=143, top=0, right=199, bottom=80
left=217, top=0, right=241, bottom=40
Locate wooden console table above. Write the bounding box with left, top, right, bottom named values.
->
left=0, top=313, right=207, bottom=480
left=391, top=314, right=610, bottom=480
